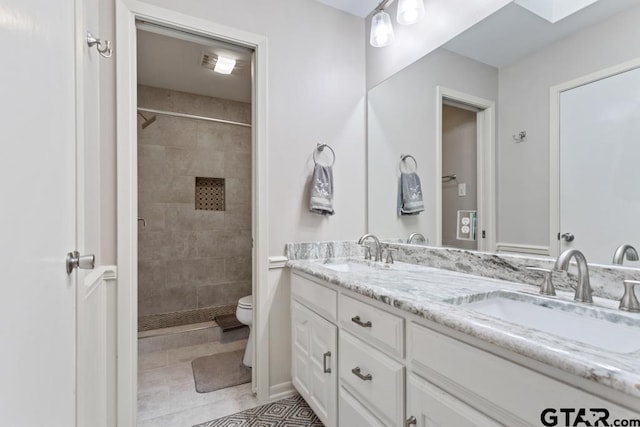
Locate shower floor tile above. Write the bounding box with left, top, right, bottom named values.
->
left=138, top=336, right=258, bottom=425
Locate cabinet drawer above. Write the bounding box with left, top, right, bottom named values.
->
left=407, top=373, right=499, bottom=427
left=291, top=272, right=337, bottom=322
left=339, top=294, right=404, bottom=357
left=408, top=322, right=638, bottom=425
left=339, top=331, right=404, bottom=426
left=339, top=386, right=386, bottom=427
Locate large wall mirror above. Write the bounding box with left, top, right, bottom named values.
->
left=367, top=0, right=640, bottom=266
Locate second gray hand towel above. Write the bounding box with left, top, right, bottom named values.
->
left=310, top=164, right=335, bottom=215
left=398, top=172, right=424, bottom=215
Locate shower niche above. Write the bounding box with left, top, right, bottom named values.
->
left=196, top=177, right=226, bottom=211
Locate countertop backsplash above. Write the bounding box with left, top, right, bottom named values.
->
left=285, top=240, right=640, bottom=301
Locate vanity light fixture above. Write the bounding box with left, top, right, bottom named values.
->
left=397, top=0, right=425, bottom=25
left=214, top=55, right=236, bottom=74
left=370, top=9, right=395, bottom=47
left=369, top=0, right=426, bottom=47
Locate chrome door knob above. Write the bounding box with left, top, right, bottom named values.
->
left=66, top=251, right=95, bottom=273
left=561, top=233, right=575, bottom=242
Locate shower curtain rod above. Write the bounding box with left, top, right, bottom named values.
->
left=137, top=107, right=252, bottom=128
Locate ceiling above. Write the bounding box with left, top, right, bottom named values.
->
left=314, top=0, right=379, bottom=17
left=137, top=27, right=252, bottom=103
left=443, top=0, right=638, bottom=68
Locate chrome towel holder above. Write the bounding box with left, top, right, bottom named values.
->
left=314, top=143, right=336, bottom=167
left=400, top=154, right=418, bottom=172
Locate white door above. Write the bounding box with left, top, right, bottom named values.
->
left=559, top=66, right=640, bottom=264
left=291, top=301, right=337, bottom=427
left=0, top=0, right=78, bottom=426
left=406, top=374, right=499, bottom=426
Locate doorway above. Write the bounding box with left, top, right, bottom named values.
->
left=135, top=22, right=258, bottom=424
left=441, top=103, right=479, bottom=250
left=436, top=87, right=496, bottom=252
left=116, top=3, right=269, bottom=424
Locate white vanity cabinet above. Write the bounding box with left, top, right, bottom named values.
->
left=291, top=299, right=337, bottom=427
left=291, top=270, right=640, bottom=427
left=406, top=373, right=499, bottom=427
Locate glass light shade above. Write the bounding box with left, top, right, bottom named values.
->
left=397, top=0, right=425, bottom=25
left=370, top=10, right=395, bottom=47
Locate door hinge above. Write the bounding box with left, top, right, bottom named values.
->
left=482, top=230, right=486, bottom=239
left=557, top=232, right=561, bottom=241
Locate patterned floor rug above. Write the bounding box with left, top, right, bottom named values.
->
left=193, top=394, right=324, bottom=427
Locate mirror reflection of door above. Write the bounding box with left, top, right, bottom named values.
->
left=442, top=102, right=478, bottom=250
left=559, top=66, right=640, bottom=264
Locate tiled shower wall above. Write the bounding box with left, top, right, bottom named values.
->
left=137, top=85, right=252, bottom=317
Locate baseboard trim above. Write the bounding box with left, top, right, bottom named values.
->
left=496, top=243, right=550, bottom=256
left=268, top=381, right=296, bottom=401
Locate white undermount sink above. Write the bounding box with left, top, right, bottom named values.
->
left=448, top=291, right=640, bottom=354
left=321, top=262, right=374, bottom=273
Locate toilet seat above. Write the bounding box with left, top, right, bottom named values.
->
left=238, top=295, right=253, bottom=309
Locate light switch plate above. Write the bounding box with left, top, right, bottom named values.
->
left=458, top=183, right=466, bottom=197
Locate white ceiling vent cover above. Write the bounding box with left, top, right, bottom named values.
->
left=200, top=53, right=247, bottom=72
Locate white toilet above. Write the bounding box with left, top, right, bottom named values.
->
left=236, top=295, right=254, bottom=367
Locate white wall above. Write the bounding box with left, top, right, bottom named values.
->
left=365, top=0, right=510, bottom=89
left=497, top=5, right=640, bottom=248
left=368, top=49, right=498, bottom=242
left=139, top=0, right=366, bottom=255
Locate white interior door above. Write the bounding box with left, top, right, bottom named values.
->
left=559, top=66, right=640, bottom=264
left=0, top=1, right=78, bottom=425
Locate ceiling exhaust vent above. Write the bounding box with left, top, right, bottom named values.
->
left=200, top=53, right=247, bottom=73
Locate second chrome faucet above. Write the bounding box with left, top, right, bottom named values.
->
left=357, top=233, right=382, bottom=262
left=554, top=249, right=593, bottom=303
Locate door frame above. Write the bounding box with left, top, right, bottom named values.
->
left=435, top=86, right=496, bottom=252
left=115, top=0, right=269, bottom=424
left=549, top=57, right=640, bottom=258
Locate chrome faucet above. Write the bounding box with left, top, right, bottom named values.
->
left=407, top=232, right=427, bottom=244
left=357, top=234, right=382, bottom=262
left=612, top=244, right=639, bottom=265
left=553, top=249, right=593, bottom=303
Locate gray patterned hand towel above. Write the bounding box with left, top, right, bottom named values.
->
left=398, top=172, right=424, bottom=215
left=310, top=164, right=335, bottom=215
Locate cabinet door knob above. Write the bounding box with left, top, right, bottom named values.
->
left=322, top=351, right=332, bottom=373
left=351, top=366, right=372, bottom=381
left=406, top=416, right=417, bottom=426
left=351, top=315, right=372, bottom=328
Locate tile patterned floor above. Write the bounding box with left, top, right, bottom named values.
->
left=194, top=394, right=323, bottom=427
left=138, top=338, right=260, bottom=426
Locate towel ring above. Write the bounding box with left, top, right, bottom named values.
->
left=314, top=143, right=336, bottom=167
left=400, top=154, right=418, bottom=173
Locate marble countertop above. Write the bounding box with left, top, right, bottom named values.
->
left=287, top=257, right=640, bottom=399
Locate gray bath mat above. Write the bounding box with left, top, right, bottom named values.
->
left=214, top=313, right=244, bottom=332
left=191, top=349, right=251, bottom=393
left=193, top=394, right=323, bottom=426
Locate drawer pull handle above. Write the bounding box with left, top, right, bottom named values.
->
left=323, top=351, right=332, bottom=373
left=351, top=367, right=372, bottom=381
left=351, top=315, right=372, bottom=328
left=406, top=416, right=417, bottom=426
